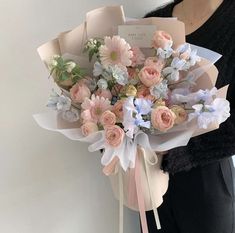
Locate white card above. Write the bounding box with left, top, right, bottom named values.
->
left=118, top=25, right=157, bottom=48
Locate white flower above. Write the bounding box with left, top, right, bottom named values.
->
left=184, top=49, right=201, bottom=69
left=188, top=98, right=230, bottom=129
left=106, top=65, right=129, bottom=85
left=123, top=98, right=138, bottom=138
left=66, top=61, right=76, bottom=73
left=176, top=44, right=201, bottom=69
left=93, top=62, right=103, bottom=77
left=62, top=108, right=80, bottom=122
left=170, top=88, right=191, bottom=104
left=48, top=55, right=60, bottom=70
left=47, top=91, right=71, bottom=112
left=122, top=97, right=152, bottom=138
left=176, top=43, right=191, bottom=56
left=52, top=54, right=60, bottom=59
left=173, top=87, right=218, bottom=105
left=134, top=98, right=153, bottom=115
left=157, top=46, right=174, bottom=59
left=97, top=78, right=108, bottom=89
left=57, top=95, right=71, bottom=111
left=51, top=59, right=58, bottom=67
left=150, top=80, right=169, bottom=99
left=163, top=57, right=187, bottom=82
left=187, top=49, right=201, bottom=67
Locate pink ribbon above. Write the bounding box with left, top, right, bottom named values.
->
left=135, top=148, right=149, bottom=233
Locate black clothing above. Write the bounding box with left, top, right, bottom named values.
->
left=145, top=0, right=235, bottom=174
left=145, top=157, right=235, bottom=233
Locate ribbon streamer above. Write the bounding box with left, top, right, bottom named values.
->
left=119, top=166, right=124, bottom=233
left=141, top=147, right=161, bottom=230
left=135, top=147, right=149, bottom=233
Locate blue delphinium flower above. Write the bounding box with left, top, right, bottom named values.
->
left=150, top=80, right=169, bottom=99
left=123, top=97, right=153, bottom=138
left=47, top=90, right=71, bottom=111
left=162, top=57, right=186, bottom=82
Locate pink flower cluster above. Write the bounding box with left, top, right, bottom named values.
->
left=52, top=29, right=201, bottom=147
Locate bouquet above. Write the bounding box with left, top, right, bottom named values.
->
left=34, top=6, right=230, bottom=233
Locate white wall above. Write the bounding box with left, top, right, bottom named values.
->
left=0, top=0, right=168, bottom=233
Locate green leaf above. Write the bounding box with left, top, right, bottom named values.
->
left=89, top=50, right=95, bottom=62
left=59, top=72, right=68, bottom=81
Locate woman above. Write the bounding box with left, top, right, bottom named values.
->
left=144, top=0, right=235, bottom=232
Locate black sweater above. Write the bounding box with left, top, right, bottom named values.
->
left=145, top=0, right=235, bottom=174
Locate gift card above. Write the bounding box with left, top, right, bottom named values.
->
left=118, top=25, right=156, bottom=48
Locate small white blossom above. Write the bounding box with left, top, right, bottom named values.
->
left=123, top=97, right=152, bottom=138
left=173, top=87, right=218, bottom=105
left=52, top=54, right=60, bottom=59
left=157, top=46, right=174, bottom=59
left=47, top=91, right=71, bottom=112
left=66, top=61, right=76, bottom=73
left=184, top=49, right=201, bottom=69
left=62, top=108, right=80, bottom=122
left=163, top=57, right=186, bottom=82
left=176, top=43, right=191, bottom=56
left=188, top=98, right=230, bottom=129
left=106, top=65, right=129, bottom=85
left=150, top=80, right=169, bottom=99
left=93, top=62, right=103, bottom=77
left=97, top=78, right=108, bottom=89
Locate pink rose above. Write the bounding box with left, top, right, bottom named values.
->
left=139, top=66, right=162, bottom=87
left=81, top=121, right=98, bottom=136
left=130, top=47, right=145, bottom=67
left=136, top=85, right=155, bottom=102
left=112, top=99, right=125, bottom=121
left=70, top=83, right=91, bottom=104
left=105, top=125, right=124, bottom=148
left=100, top=110, right=117, bottom=126
left=95, top=88, right=112, bottom=100
left=151, top=106, right=176, bottom=132
left=152, top=30, right=173, bottom=49
left=144, top=57, right=166, bottom=71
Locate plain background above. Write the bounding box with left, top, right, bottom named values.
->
left=0, top=0, right=169, bottom=233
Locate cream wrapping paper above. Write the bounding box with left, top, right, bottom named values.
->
left=35, top=5, right=229, bottom=233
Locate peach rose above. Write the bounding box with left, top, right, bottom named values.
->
left=151, top=106, right=176, bottom=132
left=100, top=110, right=117, bottom=126
left=144, top=57, right=166, bottom=71
left=139, top=66, right=162, bottom=87
left=112, top=99, right=125, bottom=120
left=81, top=121, right=98, bottom=136
left=170, top=105, right=188, bottom=124
left=70, top=83, right=91, bottom=104
left=152, top=30, right=173, bottom=49
left=95, top=88, right=112, bottom=100
left=105, top=125, right=125, bottom=148
left=137, top=85, right=155, bottom=102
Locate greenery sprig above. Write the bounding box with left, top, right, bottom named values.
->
left=49, top=55, right=86, bottom=86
